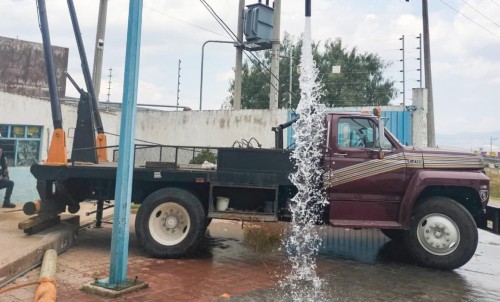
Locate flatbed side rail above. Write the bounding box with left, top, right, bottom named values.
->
left=112, top=144, right=219, bottom=167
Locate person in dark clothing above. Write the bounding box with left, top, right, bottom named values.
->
left=0, top=146, right=15, bottom=208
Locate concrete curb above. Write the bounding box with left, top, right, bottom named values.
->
left=0, top=216, right=79, bottom=288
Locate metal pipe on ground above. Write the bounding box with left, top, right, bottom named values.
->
left=23, top=199, right=42, bottom=215
left=34, top=249, right=57, bottom=302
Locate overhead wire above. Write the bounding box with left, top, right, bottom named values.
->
left=143, top=2, right=229, bottom=39
left=199, top=0, right=300, bottom=108
left=461, top=0, right=500, bottom=28
left=439, top=0, right=500, bottom=39
left=199, top=0, right=402, bottom=109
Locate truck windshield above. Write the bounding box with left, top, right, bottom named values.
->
left=338, top=117, right=396, bottom=150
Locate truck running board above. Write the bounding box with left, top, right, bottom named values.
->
left=208, top=211, right=278, bottom=222
left=330, top=220, right=402, bottom=229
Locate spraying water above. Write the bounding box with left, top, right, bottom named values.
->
left=280, top=7, right=329, bottom=302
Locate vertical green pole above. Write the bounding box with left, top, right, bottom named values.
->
left=107, top=0, right=142, bottom=286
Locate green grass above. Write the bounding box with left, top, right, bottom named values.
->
left=243, top=222, right=285, bottom=253
left=486, top=170, right=500, bottom=200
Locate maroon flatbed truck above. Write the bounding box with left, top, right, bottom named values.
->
left=26, top=111, right=493, bottom=270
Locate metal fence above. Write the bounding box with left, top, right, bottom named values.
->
left=112, top=144, right=219, bottom=167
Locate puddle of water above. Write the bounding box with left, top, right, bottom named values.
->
left=227, top=228, right=500, bottom=302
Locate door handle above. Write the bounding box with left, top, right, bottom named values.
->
left=333, top=153, right=347, bottom=157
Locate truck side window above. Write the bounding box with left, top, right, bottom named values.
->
left=338, top=118, right=375, bottom=149
left=380, top=134, right=393, bottom=150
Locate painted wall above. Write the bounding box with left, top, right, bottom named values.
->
left=0, top=92, right=121, bottom=161
left=0, top=92, right=289, bottom=161
left=134, top=108, right=288, bottom=148
left=1, top=91, right=422, bottom=160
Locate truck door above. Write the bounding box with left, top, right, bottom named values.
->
left=324, top=115, right=407, bottom=227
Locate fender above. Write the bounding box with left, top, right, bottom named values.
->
left=399, top=170, right=487, bottom=227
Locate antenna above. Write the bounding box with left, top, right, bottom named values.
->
left=176, top=59, right=181, bottom=111
left=106, top=68, right=112, bottom=102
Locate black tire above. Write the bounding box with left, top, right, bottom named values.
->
left=381, top=229, right=406, bottom=242
left=135, top=188, right=207, bottom=258
left=405, top=196, right=478, bottom=270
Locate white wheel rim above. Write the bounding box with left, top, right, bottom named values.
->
left=416, top=213, right=460, bottom=256
left=148, top=202, right=191, bottom=246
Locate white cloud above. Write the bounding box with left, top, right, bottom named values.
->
left=1, top=0, right=499, bottom=139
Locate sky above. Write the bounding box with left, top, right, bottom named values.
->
left=1, top=0, right=499, bottom=151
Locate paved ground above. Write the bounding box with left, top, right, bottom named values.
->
left=1, top=206, right=500, bottom=301
left=0, top=217, right=291, bottom=302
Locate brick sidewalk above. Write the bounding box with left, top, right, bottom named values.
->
left=0, top=218, right=289, bottom=302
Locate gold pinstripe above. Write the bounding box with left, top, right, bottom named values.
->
left=324, top=152, right=483, bottom=187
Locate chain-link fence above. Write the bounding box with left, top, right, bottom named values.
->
left=112, top=144, right=219, bottom=167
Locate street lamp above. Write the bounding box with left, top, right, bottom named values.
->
left=199, top=40, right=237, bottom=110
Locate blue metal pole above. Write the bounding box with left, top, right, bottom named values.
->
left=107, top=0, right=143, bottom=286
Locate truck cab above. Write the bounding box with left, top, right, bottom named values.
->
left=323, top=111, right=489, bottom=269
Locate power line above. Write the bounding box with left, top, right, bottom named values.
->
left=462, top=0, right=500, bottom=28
left=439, top=0, right=500, bottom=39
left=199, top=0, right=289, bottom=103
left=490, top=0, right=500, bottom=8
left=143, top=3, right=229, bottom=39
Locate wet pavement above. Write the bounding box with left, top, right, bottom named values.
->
left=229, top=228, right=500, bottom=302
left=1, top=216, right=500, bottom=301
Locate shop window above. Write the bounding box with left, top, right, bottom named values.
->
left=0, top=125, right=8, bottom=138
left=27, top=126, right=41, bottom=138
left=0, top=124, right=43, bottom=166
left=0, top=140, right=16, bottom=166
left=17, top=141, right=40, bottom=166
left=11, top=126, right=25, bottom=138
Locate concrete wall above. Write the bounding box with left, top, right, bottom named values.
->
left=134, top=108, right=288, bottom=148
left=0, top=36, right=68, bottom=98
left=1, top=90, right=425, bottom=160
left=0, top=92, right=289, bottom=161
left=0, top=92, right=121, bottom=160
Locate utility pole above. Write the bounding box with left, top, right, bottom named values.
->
left=92, top=0, right=109, bottom=100
left=423, top=0, right=436, bottom=147
left=176, top=59, right=181, bottom=111
left=288, top=45, right=294, bottom=108
left=269, top=0, right=281, bottom=109
left=400, top=35, right=406, bottom=107
left=233, top=0, right=245, bottom=110
left=417, top=33, right=423, bottom=88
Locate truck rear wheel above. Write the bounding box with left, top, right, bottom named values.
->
left=405, top=196, right=478, bottom=270
left=135, top=188, right=207, bottom=258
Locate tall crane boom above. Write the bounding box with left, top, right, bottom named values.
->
left=36, top=0, right=67, bottom=165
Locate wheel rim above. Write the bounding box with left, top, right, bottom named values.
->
left=148, top=202, right=191, bottom=246
left=416, top=213, right=460, bottom=256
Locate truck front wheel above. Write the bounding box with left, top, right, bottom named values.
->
left=135, top=188, right=207, bottom=258
left=405, top=196, right=478, bottom=270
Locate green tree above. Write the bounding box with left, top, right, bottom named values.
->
left=228, top=33, right=397, bottom=109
